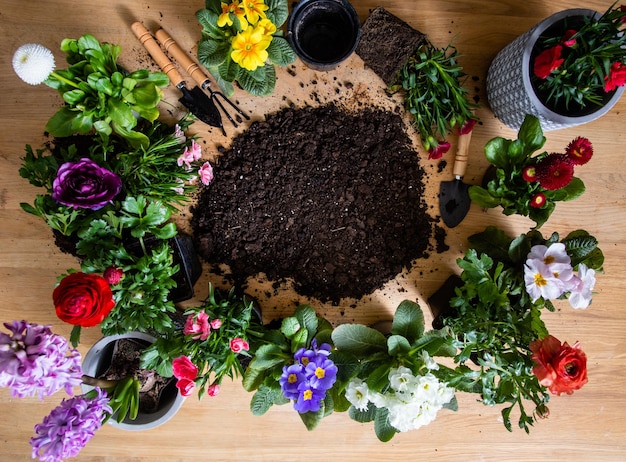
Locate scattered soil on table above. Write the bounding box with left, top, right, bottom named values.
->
left=192, top=103, right=446, bottom=305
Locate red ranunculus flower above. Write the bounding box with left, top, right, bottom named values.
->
left=535, top=153, right=574, bottom=190
left=533, top=45, right=564, bottom=79
left=604, top=61, right=626, bottom=92
left=53, top=272, right=115, bottom=327
left=530, top=335, right=588, bottom=395
left=565, top=136, right=593, bottom=165
left=427, top=140, right=451, bottom=160
left=561, top=29, right=577, bottom=47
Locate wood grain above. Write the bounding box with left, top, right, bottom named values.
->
left=1, top=0, right=625, bottom=460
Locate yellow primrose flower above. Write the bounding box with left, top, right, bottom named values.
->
left=256, top=18, right=277, bottom=36
left=239, top=0, right=268, bottom=25
left=231, top=25, right=270, bottom=71
left=218, top=1, right=249, bottom=29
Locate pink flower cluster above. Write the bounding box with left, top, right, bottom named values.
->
left=523, top=243, right=596, bottom=309
left=183, top=310, right=222, bottom=341
left=175, top=136, right=214, bottom=186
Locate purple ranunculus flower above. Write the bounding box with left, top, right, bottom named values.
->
left=30, top=387, right=112, bottom=462
left=279, top=363, right=306, bottom=400
left=0, top=321, right=82, bottom=399
left=51, top=158, right=122, bottom=210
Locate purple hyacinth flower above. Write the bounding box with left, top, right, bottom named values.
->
left=0, top=321, right=82, bottom=399
left=279, top=363, right=305, bottom=400
left=30, top=387, right=112, bottom=462
left=51, top=158, right=122, bottom=210
left=294, top=381, right=325, bottom=414
left=305, top=356, right=337, bottom=391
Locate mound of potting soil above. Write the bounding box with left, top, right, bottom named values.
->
left=191, top=103, right=443, bottom=304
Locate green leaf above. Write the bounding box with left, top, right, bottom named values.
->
left=197, top=39, right=230, bottom=68
left=299, top=402, right=325, bottom=430
left=69, top=325, right=82, bottom=347
left=348, top=405, right=376, bottom=423
left=390, top=299, right=424, bottom=344
left=387, top=334, right=411, bottom=356
left=517, top=114, right=546, bottom=155
left=266, top=37, right=296, bottom=66
left=332, top=324, right=387, bottom=356
left=247, top=343, right=288, bottom=371
left=266, top=0, right=289, bottom=27
left=45, top=107, right=80, bottom=137
left=468, top=185, right=502, bottom=208
left=374, top=408, right=397, bottom=442
left=484, top=137, right=510, bottom=168
left=250, top=385, right=280, bottom=416
left=238, top=65, right=276, bottom=96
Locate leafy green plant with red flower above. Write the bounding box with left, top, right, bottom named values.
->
left=469, top=114, right=590, bottom=228
left=388, top=41, right=479, bottom=159
left=531, top=2, right=626, bottom=110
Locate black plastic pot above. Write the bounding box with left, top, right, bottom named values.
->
left=126, top=233, right=202, bottom=303
left=288, top=0, right=361, bottom=71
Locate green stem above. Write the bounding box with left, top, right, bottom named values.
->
left=49, top=71, right=81, bottom=89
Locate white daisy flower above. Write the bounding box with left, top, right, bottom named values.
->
left=12, top=43, right=55, bottom=85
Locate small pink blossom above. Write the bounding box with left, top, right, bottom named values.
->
left=176, top=378, right=196, bottom=397
left=207, top=383, right=220, bottom=397
left=174, top=124, right=186, bottom=143
left=210, top=318, right=222, bottom=329
left=184, top=311, right=211, bottom=341
left=103, top=266, right=124, bottom=285
left=198, top=161, right=214, bottom=185
left=427, top=141, right=451, bottom=160
left=177, top=140, right=202, bottom=168
left=229, top=337, right=249, bottom=353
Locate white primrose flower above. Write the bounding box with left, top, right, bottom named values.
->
left=12, top=43, right=55, bottom=85
left=419, top=350, right=440, bottom=371
left=568, top=264, right=596, bottom=309
left=389, top=366, right=419, bottom=393
left=345, top=378, right=370, bottom=411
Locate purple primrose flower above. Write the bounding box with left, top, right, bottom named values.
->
left=30, top=387, right=112, bottom=462
left=51, top=158, right=122, bottom=210
left=0, top=320, right=82, bottom=399
left=280, top=340, right=337, bottom=414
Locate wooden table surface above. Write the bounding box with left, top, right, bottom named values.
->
left=1, top=0, right=625, bottom=460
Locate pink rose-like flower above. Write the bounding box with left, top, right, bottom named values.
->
left=207, top=383, right=220, bottom=397
left=175, top=378, right=196, bottom=397
left=229, top=338, right=249, bottom=353
left=184, top=311, right=211, bottom=341
left=199, top=161, right=214, bottom=185
left=52, top=158, right=122, bottom=210
left=172, top=356, right=198, bottom=397
left=210, top=318, right=222, bottom=329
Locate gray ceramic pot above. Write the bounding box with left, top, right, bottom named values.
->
left=81, top=332, right=185, bottom=431
left=486, top=9, right=625, bottom=131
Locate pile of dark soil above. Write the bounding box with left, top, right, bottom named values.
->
left=192, top=103, right=445, bottom=304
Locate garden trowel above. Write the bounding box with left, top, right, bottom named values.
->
left=438, top=130, right=472, bottom=228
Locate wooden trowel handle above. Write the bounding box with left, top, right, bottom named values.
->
left=452, top=130, right=472, bottom=178
left=155, top=29, right=209, bottom=89
left=130, top=22, right=184, bottom=88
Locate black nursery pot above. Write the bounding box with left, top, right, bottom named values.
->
left=288, top=0, right=361, bottom=71
left=427, top=275, right=463, bottom=330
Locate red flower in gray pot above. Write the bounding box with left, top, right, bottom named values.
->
left=52, top=158, right=122, bottom=210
